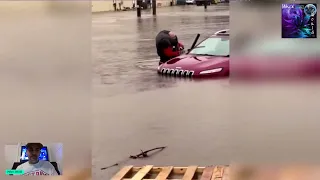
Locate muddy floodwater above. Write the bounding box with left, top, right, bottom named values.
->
left=92, top=5, right=230, bottom=179
left=92, top=5, right=229, bottom=97
left=2, top=3, right=319, bottom=179
left=92, top=4, right=320, bottom=180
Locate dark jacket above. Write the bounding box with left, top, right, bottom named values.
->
left=155, top=30, right=182, bottom=63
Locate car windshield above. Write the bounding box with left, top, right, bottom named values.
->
left=189, top=37, right=229, bottom=56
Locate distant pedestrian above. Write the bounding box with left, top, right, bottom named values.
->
left=147, top=0, right=151, bottom=8
left=113, top=1, right=117, bottom=11
left=119, top=0, right=123, bottom=10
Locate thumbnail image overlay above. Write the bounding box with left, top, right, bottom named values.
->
left=5, top=143, right=62, bottom=176
left=282, top=3, right=317, bottom=38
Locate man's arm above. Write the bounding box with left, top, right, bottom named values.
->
left=49, top=164, right=59, bottom=176
left=178, top=42, right=184, bottom=49
left=159, top=39, right=180, bottom=57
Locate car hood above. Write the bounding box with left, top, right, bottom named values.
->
left=163, top=54, right=229, bottom=70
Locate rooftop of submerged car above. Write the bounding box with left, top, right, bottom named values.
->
left=211, top=29, right=229, bottom=37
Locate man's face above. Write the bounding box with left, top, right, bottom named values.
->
left=26, top=145, right=41, bottom=163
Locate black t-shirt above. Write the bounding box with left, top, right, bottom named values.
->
left=156, top=30, right=179, bottom=60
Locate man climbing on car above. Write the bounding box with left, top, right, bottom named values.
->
left=156, top=30, right=185, bottom=65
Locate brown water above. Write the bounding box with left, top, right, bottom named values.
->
left=92, top=5, right=230, bottom=179
left=92, top=5, right=229, bottom=97
left=92, top=5, right=320, bottom=180
left=1, top=3, right=319, bottom=180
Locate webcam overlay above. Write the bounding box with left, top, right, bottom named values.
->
left=5, top=143, right=63, bottom=176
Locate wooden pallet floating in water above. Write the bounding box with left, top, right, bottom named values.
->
left=111, top=165, right=229, bottom=180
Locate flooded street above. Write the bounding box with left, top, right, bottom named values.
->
left=92, top=5, right=230, bottom=179
left=2, top=2, right=320, bottom=178
left=92, top=4, right=320, bottom=180
left=92, top=5, right=229, bottom=97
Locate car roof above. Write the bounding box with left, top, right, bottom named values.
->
left=211, top=29, right=229, bottom=37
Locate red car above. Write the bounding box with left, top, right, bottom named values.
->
left=157, top=29, right=230, bottom=78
